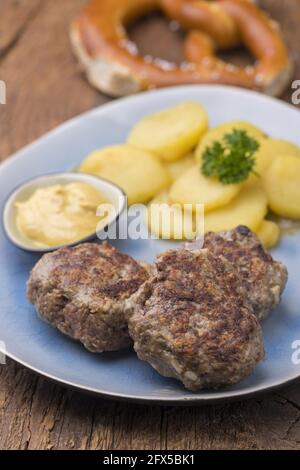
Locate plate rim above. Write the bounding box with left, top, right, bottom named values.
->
left=1, top=84, right=300, bottom=404
left=2, top=346, right=300, bottom=405
left=1, top=84, right=300, bottom=175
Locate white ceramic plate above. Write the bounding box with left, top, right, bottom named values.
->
left=1, top=85, right=300, bottom=404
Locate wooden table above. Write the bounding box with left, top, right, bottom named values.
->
left=1, top=0, right=300, bottom=450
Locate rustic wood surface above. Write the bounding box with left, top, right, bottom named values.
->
left=0, top=0, right=300, bottom=450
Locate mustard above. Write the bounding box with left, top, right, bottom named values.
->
left=16, top=183, right=111, bottom=247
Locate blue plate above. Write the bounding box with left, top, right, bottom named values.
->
left=1, top=85, right=300, bottom=404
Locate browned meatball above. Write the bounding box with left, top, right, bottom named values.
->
left=27, top=242, right=149, bottom=352
left=127, top=248, right=264, bottom=392
left=201, top=226, right=288, bottom=321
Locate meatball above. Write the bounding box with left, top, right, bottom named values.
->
left=201, top=226, right=288, bottom=321
left=127, top=248, right=264, bottom=392
left=27, top=242, right=149, bottom=352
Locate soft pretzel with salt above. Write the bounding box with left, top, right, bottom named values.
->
left=71, top=0, right=293, bottom=97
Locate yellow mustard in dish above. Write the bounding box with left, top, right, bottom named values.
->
left=16, top=183, right=111, bottom=248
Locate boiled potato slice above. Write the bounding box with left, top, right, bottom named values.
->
left=255, top=220, right=280, bottom=249
left=145, top=191, right=196, bottom=240
left=169, top=166, right=241, bottom=212
left=245, top=138, right=300, bottom=188
left=243, top=173, right=263, bottom=189
left=263, top=155, right=300, bottom=219
left=127, top=102, right=208, bottom=161
left=254, top=138, right=300, bottom=176
left=165, top=153, right=195, bottom=181
left=79, top=145, right=170, bottom=205
left=196, top=185, right=267, bottom=234
left=196, top=121, right=266, bottom=163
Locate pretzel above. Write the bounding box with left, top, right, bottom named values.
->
left=70, top=0, right=292, bottom=97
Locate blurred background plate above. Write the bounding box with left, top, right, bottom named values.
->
left=1, top=85, right=300, bottom=404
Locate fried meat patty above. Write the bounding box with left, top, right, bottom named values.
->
left=201, top=226, right=288, bottom=321
left=127, top=248, right=264, bottom=391
left=27, top=242, right=149, bottom=352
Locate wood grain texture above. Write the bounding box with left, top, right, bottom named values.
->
left=0, top=0, right=42, bottom=55
left=0, top=0, right=300, bottom=450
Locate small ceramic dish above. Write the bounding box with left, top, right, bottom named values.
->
left=2, top=172, right=126, bottom=253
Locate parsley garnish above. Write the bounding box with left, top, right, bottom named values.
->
left=201, top=129, right=260, bottom=184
